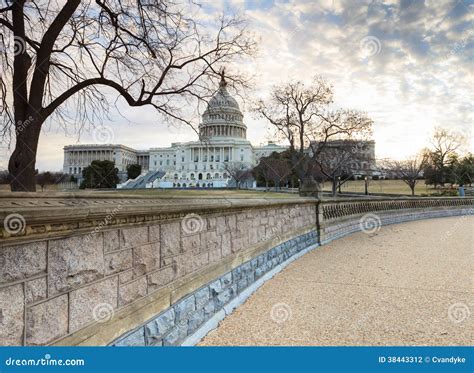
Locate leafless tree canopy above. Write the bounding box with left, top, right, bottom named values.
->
left=223, top=162, right=252, bottom=188
left=254, top=76, right=373, bottom=189
left=0, top=0, right=255, bottom=191
left=384, top=153, right=428, bottom=196
left=430, top=128, right=464, bottom=167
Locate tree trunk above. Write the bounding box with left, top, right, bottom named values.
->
left=411, top=186, right=415, bottom=196
left=331, top=179, right=337, bottom=196
left=8, top=121, right=42, bottom=192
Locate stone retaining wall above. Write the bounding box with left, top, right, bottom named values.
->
left=0, top=195, right=316, bottom=346
left=0, top=193, right=472, bottom=346
left=112, top=231, right=318, bottom=346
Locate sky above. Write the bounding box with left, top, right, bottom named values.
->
left=1, top=0, right=472, bottom=171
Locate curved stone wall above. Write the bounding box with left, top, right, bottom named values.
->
left=0, top=193, right=471, bottom=346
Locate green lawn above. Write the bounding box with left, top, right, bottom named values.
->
left=112, top=188, right=300, bottom=199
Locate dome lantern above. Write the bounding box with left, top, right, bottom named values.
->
left=199, top=68, right=247, bottom=140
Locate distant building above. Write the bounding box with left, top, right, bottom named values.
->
left=63, top=74, right=375, bottom=187
left=63, top=74, right=287, bottom=187
left=63, top=144, right=142, bottom=179
left=308, top=140, right=376, bottom=177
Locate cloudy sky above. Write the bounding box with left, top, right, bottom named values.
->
left=2, top=0, right=472, bottom=171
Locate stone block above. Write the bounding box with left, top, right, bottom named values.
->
left=192, top=251, right=209, bottom=272
left=48, top=234, right=104, bottom=295
left=201, top=231, right=220, bottom=252
left=69, top=277, right=118, bottom=332
left=0, top=284, right=24, bottom=346
left=174, top=296, right=195, bottom=322
left=188, top=309, right=205, bottom=333
left=248, top=227, right=259, bottom=245
left=121, top=226, right=148, bottom=249
left=119, top=270, right=133, bottom=284
left=105, top=249, right=132, bottom=275
left=232, top=267, right=242, bottom=281
left=216, top=216, right=227, bottom=235
left=145, top=308, right=175, bottom=345
left=0, top=242, right=47, bottom=284
left=209, top=279, right=222, bottom=296
left=103, top=230, right=120, bottom=252
left=221, top=232, right=232, bottom=257
left=203, top=300, right=215, bottom=318
left=133, top=242, right=160, bottom=277
left=214, top=286, right=235, bottom=310
left=161, top=222, right=181, bottom=257
left=226, top=215, right=237, bottom=230
left=25, top=277, right=47, bottom=304
left=163, top=324, right=188, bottom=346
left=147, top=266, right=176, bottom=292
left=209, top=246, right=222, bottom=264
left=26, top=295, right=68, bottom=346
left=149, top=224, right=160, bottom=242
left=182, top=234, right=200, bottom=254
left=221, top=273, right=233, bottom=287
left=194, top=287, right=210, bottom=309
left=207, top=217, right=217, bottom=230
left=114, top=328, right=145, bottom=346
left=255, top=266, right=265, bottom=278
left=119, top=277, right=147, bottom=307
left=237, top=278, right=248, bottom=293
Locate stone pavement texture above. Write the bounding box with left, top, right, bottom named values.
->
left=200, top=216, right=473, bottom=346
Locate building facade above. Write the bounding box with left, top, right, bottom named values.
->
left=63, top=76, right=287, bottom=187
left=63, top=76, right=376, bottom=188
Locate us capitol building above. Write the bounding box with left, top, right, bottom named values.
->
left=63, top=75, right=287, bottom=188
left=63, top=74, right=375, bottom=188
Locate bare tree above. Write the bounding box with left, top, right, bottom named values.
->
left=223, top=162, right=252, bottom=189
left=254, top=156, right=291, bottom=190
left=431, top=128, right=464, bottom=167
left=0, top=1, right=255, bottom=191
left=254, top=78, right=373, bottom=192
left=384, top=153, right=428, bottom=196
left=314, top=140, right=373, bottom=196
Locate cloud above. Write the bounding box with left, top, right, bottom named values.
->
left=9, top=0, right=471, bottom=171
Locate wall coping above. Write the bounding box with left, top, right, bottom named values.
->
left=1, top=192, right=472, bottom=245
left=0, top=193, right=316, bottom=245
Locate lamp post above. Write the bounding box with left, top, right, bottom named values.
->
left=337, top=176, right=341, bottom=194
left=364, top=176, right=368, bottom=195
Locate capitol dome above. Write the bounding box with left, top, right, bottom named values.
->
left=199, top=71, right=247, bottom=140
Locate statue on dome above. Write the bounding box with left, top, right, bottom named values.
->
left=219, top=67, right=227, bottom=88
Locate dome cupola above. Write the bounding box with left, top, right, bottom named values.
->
left=199, top=69, right=247, bottom=140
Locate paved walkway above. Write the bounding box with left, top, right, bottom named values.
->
left=200, top=216, right=473, bottom=346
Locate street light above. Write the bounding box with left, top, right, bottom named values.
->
left=364, top=176, right=368, bottom=195
left=337, top=176, right=341, bottom=194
